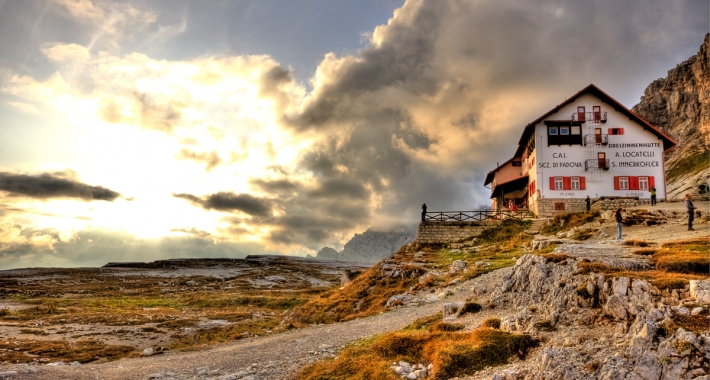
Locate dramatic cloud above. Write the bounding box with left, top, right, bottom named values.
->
left=0, top=172, right=122, bottom=201
left=0, top=0, right=706, bottom=267
left=173, top=192, right=272, bottom=216
left=175, top=149, right=222, bottom=172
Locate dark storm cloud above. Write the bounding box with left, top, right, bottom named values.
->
left=175, top=149, right=222, bottom=172
left=0, top=172, right=122, bottom=201
left=173, top=191, right=272, bottom=216
left=249, top=178, right=300, bottom=193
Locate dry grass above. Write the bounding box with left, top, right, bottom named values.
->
left=576, top=238, right=709, bottom=289
left=292, top=221, right=531, bottom=325
left=480, top=318, right=501, bottom=329
left=0, top=340, right=136, bottom=364
left=459, top=302, right=482, bottom=316
left=295, top=328, right=538, bottom=380
left=624, top=240, right=652, bottom=247
left=632, top=248, right=658, bottom=256
left=540, top=211, right=599, bottom=235
left=539, top=253, right=571, bottom=263
left=577, top=263, right=707, bottom=290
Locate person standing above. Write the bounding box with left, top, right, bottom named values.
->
left=615, top=208, right=624, bottom=240
left=685, top=194, right=696, bottom=231
left=585, top=196, right=591, bottom=211
left=421, top=203, right=427, bottom=222
left=650, top=186, right=657, bottom=206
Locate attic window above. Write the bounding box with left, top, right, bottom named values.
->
left=512, top=161, right=522, bottom=167
left=609, top=128, right=624, bottom=135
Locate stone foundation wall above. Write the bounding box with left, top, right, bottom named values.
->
left=591, top=198, right=652, bottom=211
left=537, top=198, right=588, bottom=217
left=536, top=198, right=654, bottom=217
left=415, top=221, right=499, bottom=243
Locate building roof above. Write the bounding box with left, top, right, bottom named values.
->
left=489, top=175, right=529, bottom=199
left=483, top=157, right=516, bottom=186
left=516, top=84, right=677, bottom=151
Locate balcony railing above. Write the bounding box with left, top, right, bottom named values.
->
left=583, top=134, right=609, bottom=146
left=572, top=111, right=607, bottom=123
left=585, top=159, right=610, bottom=171
left=422, top=210, right=532, bottom=223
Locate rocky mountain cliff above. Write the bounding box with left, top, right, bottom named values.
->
left=632, top=34, right=709, bottom=200
left=316, top=225, right=414, bottom=263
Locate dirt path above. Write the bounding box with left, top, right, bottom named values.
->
left=0, top=268, right=512, bottom=380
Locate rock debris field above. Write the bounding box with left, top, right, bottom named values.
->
left=0, top=201, right=707, bottom=379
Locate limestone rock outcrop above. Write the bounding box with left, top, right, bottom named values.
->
left=632, top=34, right=709, bottom=200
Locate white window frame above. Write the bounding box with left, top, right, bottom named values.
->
left=619, top=176, right=629, bottom=190
left=549, top=127, right=558, bottom=135
left=554, top=177, right=563, bottom=190
left=571, top=177, right=580, bottom=190
left=560, top=126, right=569, bottom=135
left=639, top=177, right=649, bottom=190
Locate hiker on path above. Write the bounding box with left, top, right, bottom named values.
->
left=685, top=194, right=696, bottom=231
left=585, top=196, right=591, bottom=211
left=615, top=208, right=624, bottom=240
left=650, top=187, right=657, bottom=206
left=421, top=203, right=427, bottom=222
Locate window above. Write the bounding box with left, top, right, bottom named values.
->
left=619, top=176, right=629, bottom=190
left=554, top=177, right=563, bottom=190
left=560, top=127, right=569, bottom=135
left=549, top=127, right=558, bottom=135
left=609, top=128, right=624, bottom=135
left=639, top=177, right=649, bottom=190
left=550, top=176, right=586, bottom=190
left=571, top=126, right=581, bottom=135
left=512, top=160, right=522, bottom=167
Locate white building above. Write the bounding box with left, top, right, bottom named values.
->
left=484, top=84, right=676, bottom=217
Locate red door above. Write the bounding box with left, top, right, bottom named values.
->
left=597, top=152, right=606, bottom=169
left=593, top=106, right=601, bottom=121
left=594, top=128, right=602, bottom=144
left=577, top=106, right=585, bottom=122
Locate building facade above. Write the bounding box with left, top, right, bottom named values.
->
left=485, top=85, right=676, bottom=217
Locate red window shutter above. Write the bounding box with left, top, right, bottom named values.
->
left=620, top=128, right=624, bottom=134
left=614, top=176, right=620, bottom=190
left=608, top=128, right=612, bottom=134
left=580, top=177, right=586, bottom=190
left=550, top=177, right=556, bottom=190
left=649, top=176, right=655, bottom=188
left=630, top=176, right=639, bottom=190
left=563, top=177, right=571, bottom=190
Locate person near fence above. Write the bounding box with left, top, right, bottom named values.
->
left=421, top=203, right=427, bottom=222
left=615, top=208, right=624, bottom=240
left=685, top=194, right=695, bottom=231
left=585, top=196, right=591, bottom=211
left=650, top=186, right=657, bottom=206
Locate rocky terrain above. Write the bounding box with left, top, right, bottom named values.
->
left=632, top=34, right=709, bottom=200
left=0, top=255, right=369, bottom=368
left=0, top=202, right=706, bottom=379
left=314, top=225, right=414, bottom=263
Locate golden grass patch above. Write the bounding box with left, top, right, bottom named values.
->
left=295, top=328, right=538, bottom=380
left=540, top=211, right=599, bottom=235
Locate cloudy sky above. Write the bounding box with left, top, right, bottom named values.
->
left=0, top=0, right=706, bottom=269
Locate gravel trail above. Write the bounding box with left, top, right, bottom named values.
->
left=0, top=268, right=511, bottom=380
